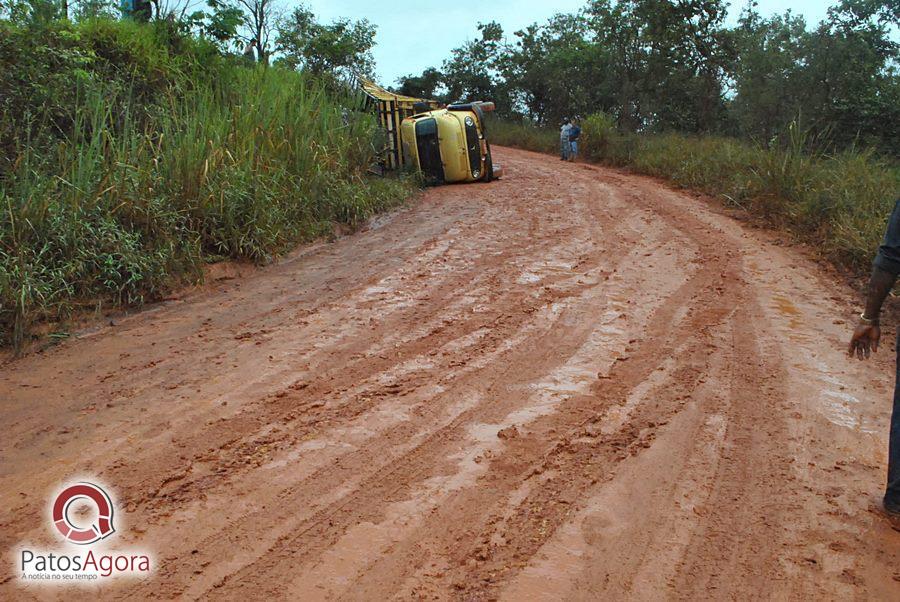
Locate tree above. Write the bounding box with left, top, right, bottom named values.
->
left=0, top=0, right=64, bottom=23
left=584, top=0, right=733, bottom=133
left=827, top=0, right=900, bottom=27
left=672, top=0, right=734, bottom=132
left=199, top=0, right=243, bottom=48
left=730, top=6, right=809, bottom=142
left=394, top=0, right=899, bottom=153
left=275, top=4, right=376, bottom=76
left=235, top=0, right=279, bottom=63
left=584, top=0, right=645, bottom=130
left=395, top=67, right=443, bottom=99
left=441, top=21, right=510, bottom=110
left=73, top=0, right=117, bottom=20
left=803, top=0, right=899, bottom=149
left=504, top=14, right=598, bottom=124
left=149, top=0, right=193, bottom=20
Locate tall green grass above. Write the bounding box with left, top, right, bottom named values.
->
left=490, top=116, right=900, bottom=272
left=488, top=120, right=558, bottom=155
left=0, top=20, right=412, bottom=350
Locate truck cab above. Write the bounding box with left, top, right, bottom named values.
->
left=399, top=102, right=501, bottom=184
left=356, top=76, right=502, bottom=185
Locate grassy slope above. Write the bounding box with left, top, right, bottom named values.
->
left=489, top=117, right=900, bottom=274
left=0, top=19, right=413, bottom=349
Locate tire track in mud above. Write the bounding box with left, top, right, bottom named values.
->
left=346, top=181, right=779, bottom=601
left=0, top=205, right=473, bottom=556
left=2, top=147, right=898, bottom=601
left=246, top=170, right=780, bottom=598
left=119, top=163, right=656, bottom=600
left=105, top=186, right=598, bottom=515
left=203, top=172, right=710, bottom=600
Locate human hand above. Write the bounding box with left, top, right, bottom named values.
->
left=848, top=323, right=881, bottom=360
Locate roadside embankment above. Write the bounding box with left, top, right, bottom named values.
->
left=0, top=19, right=413, bottom=350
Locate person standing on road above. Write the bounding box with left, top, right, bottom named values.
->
left=849, top=198, right=900, bottom=524
left=560, top=119, right=572, bottom=161
left=568, top=120, right=581, bottom=162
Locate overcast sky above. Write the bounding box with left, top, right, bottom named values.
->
left=294, top=0, right=834, bottom=85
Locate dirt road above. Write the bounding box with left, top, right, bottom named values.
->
left=2, top=147, right=899, bottom=600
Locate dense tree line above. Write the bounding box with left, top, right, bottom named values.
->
left=396, top=0, right=900, bottom=153
left=0, top=0, right=377, bottom=74
left=4, top=0, right=896, bottom=152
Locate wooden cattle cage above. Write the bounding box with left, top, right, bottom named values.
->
left=355, top=77, right=440, bottom=170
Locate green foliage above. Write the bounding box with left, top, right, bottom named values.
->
left=0, top=0, right=64, bottom=23
left=0, top=19, right=412, bottom=350
left=73, top=0, right=117, bottom=20
left=394, top=67, right=442, bottom=100
left=426, top=0, right=898, bottom=154
left=502, top=14, right=593, bottom=124
left=486, top=119, right=557, bottom=154
left=275, top=4, right=376, bottom=77
left=194, top=0, right=244, bottom=47
left=580, top=112, right=616, bottom=160
left=441, top=21, right=507, bottom=107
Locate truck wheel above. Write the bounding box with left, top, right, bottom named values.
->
left=483, top=147, right=494, bottom=182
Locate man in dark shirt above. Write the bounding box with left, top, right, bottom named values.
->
left=568, top=121, right=582, bottom=162
left=849, top=199, right=900, bottom=522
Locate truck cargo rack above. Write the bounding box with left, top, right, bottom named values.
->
left=352, top=75, right=441, bottom=171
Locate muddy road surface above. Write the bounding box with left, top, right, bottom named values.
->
left=2, top=147, right=899, bottom=600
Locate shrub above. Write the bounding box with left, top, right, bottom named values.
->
left=580, top=112, right=616, bottom=161
left=487, top=118, right=558, bottom=155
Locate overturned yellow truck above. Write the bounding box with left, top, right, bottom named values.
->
left=357, top=78, right=502, bottom=185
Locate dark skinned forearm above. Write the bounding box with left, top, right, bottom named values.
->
left=864, top=266, right=898, bottom=321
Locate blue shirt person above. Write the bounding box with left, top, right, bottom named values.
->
left=568, top=123, right=581, bottom=161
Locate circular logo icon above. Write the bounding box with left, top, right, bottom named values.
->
left=52, top=482, right=116, bottom=544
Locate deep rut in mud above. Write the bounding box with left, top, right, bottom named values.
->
left=2, top=147, right=899, bottom=600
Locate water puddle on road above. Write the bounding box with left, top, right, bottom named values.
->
left=763, top=290, right=878, bottom=433
left=772, top=294, right=803, bottom=332
left=517, top=272, right=542, bottom=284
left=810, top=359, right=878, bottom=433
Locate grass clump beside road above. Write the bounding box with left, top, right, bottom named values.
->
left=489, top=120, right=559, bottom=156
left=0, top=19, right=412, bottom=350
left=490, top=116, right=900, bottom=273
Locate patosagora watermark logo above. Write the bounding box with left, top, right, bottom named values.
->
left=52, top=482, right=115, bottom=544
left=16, top=480, right=152, bottom=584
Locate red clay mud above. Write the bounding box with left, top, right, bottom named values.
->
left=2, top=147, right=899, bottom=600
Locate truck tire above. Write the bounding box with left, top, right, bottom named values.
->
left=483, top=144, right=495, bottom=182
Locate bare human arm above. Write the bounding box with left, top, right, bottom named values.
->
left=849, top=266, right=897, bottom=360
